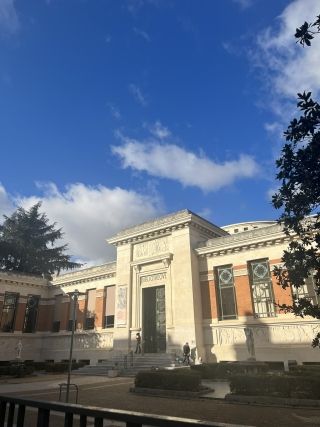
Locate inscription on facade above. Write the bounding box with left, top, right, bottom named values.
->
left=141, top=272, right=167, bottom=284
left=133, top=237, right=169, bottom=260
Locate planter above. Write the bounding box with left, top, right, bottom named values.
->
left=108, top=369, right=119, bottom=378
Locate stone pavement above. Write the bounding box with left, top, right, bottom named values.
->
left=1, top=374, right=320, bottom=426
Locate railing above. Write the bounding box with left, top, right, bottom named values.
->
left=0, top=395, right=231, bottom=427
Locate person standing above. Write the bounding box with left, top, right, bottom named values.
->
left=182, top=342, right=190, bottom=365
left=135, top=332, right=142, bottom=354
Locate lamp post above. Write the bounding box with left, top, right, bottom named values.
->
left=66, top=289, right=84, bottom=403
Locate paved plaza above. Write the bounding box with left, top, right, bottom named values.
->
left=1, top=374, right=320, bottom=426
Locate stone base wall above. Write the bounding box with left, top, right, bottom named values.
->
left=0, top=333, right=44, bottom=362
left=204, top=320, right=320, bottom=364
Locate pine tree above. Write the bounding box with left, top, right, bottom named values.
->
left=0, top=203, right=81, bottom=278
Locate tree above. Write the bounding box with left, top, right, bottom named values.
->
left=0, top=203, right=81, bottom=278
left=272, top=15, right=320, bottom=347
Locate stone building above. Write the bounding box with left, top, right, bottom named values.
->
left=0, top=209, right=319, bottom=365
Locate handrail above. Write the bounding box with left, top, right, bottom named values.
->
left=0, top=395, right=244, bottom=427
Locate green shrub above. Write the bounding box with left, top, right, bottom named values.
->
left=135, top=369, right=201, bottom=391
left=44, top=361, right=84, bottom=373
left=230, top=374, right=320, bottom=399
left=191, top=362, right=268, bottom=379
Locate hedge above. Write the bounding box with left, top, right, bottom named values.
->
left=0, top=364, right=34, bottom=377
left=288, top=365, right=320, bottom=376
left=230, top=374, right=320, bottom=399
left=135, top=369, right=201, bottom=391
left=191, top=362, right=268, bottom=379
left=44, top=361, right=84, bottom=373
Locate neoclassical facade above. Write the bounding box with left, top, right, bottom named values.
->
left=0, top=209, right=319, bottom=365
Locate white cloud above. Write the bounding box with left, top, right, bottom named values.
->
left=107, top=103, right=121, bottom=120
left=255, top=0, right=320, bottom=117
left=129, top=83, right=148, bottom=106
left=1, top=182, right=162, bottom=265
left=0, top=183, right=15, bottom=217
left=112, top=135, right=259, bottom=192
left=148, top=121, right=171, bottom=139
left=266, top=186, right=280, bottom=202
left=0, top=0, right=19, bottom=35
left=133, top=27, right=151, bottom=42
left=127, top=0, right=159, bottom=14
left=233, top=0, right=254, bottom=10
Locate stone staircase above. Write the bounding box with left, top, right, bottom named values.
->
left=74, top=353, right=175, bottom=377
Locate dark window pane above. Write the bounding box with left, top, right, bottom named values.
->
left=220, top=287, right=237, bottom=319
left=104, top=315, right=114, bottom=328
left=52, top=320, right=60, bottom=332
left=216, top=266, right=237, bottom=320
left=0, top=293, right=19, bottom=332
left=85, top=317, right=94, bottom=330
left=67, top=319, right=76, bottom=331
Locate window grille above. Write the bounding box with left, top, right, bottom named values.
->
left=0, top=292, right=19, bottom=332
left=248, top=259, right=276, bottom=318
left=23, top=295, right=40, bottom=333
left=215, top=265, right=237, bottom=320
left=294, top=275, right=318, bottom=305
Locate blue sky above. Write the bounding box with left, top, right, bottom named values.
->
left=1, top=0, right=320, bottom=264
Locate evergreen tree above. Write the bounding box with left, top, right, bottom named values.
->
left=272, top=15, right=320, bottom=347
left=0, top=203, right=81, bottom=278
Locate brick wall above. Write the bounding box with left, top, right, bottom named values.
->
left=95, top=292, right=104, bottom=328
left=234, top=275, right=254, bottom=316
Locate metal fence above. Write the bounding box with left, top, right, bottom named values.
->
left=0, top=394, right=242, bottom=427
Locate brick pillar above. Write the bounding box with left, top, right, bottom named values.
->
left=37, top=303, right=54, bottom=331
left=95, top=289, right=105, bottom=329
left=235, top=275, right=254, bottom=316
left=60, top=300, right=70, bottom=331
left=77, top=298, right=86, bottom=329
left=14, top=302, right=27, bottom=332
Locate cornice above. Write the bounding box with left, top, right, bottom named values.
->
left=52, top=262, right=116, bottom=287
left=107, top=209, right=227, bottom=246
left=195, top=223, right=292, bottom=258
left=131, top=253, right=173, bottom=270
left=0, top=271, right=49, bottom=288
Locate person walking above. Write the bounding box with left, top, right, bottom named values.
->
left=182, top=342, right=190, bottom=365
left=135, top=332, right=142, bottom=354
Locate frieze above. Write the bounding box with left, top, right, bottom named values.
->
left=133, top=237, right=169, bottom=260
left=53, top=262, right=117, bottom=286
left=214, top=323, right=320, bottom=346
left=201, top=223, right=284, bottom=249
left=141, top=272, right=167, bottom=284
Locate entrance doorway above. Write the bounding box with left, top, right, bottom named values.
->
left=142, top=286, right=166, bottom=353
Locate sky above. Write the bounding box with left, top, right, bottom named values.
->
left=1, top=0, right=320, bottom=265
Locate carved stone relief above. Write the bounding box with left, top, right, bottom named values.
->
left=116, top=287, right=127, bottom=325
left=215, top=324, right=320, bottom=346
left=133, top=237, right=169, bottom=260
